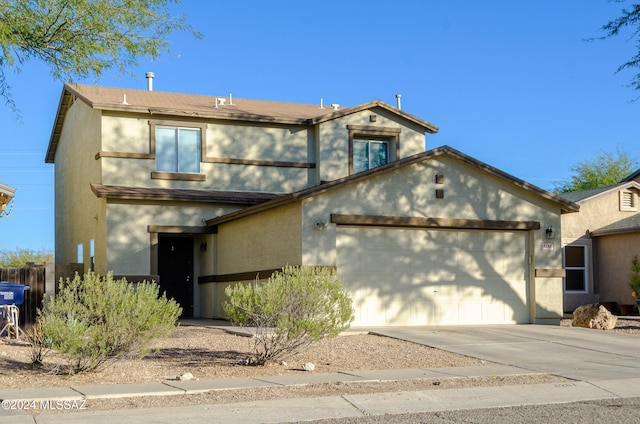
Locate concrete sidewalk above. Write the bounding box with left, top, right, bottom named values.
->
left=1, top=323, right=640, bottom=423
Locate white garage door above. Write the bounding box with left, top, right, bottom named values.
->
left=337, top=226, right=529, bottom=326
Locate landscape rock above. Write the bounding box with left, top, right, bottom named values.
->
left=572, top=304, right=617, bottom=330
left=302, top=362, right=315, bottom=372
left=177, top=372, right=194, bottom=381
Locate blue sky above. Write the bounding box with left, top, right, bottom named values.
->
left=0, top=0, right=639, bottom=251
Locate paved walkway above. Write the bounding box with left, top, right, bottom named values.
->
left=1, top=321, right=640, bottom=423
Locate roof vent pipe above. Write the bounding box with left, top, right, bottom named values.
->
left=396, top=94, right=402, bottom=110
left=145, top=72, right=155, bottom=91
left=229, top=93, right=233, bottom=105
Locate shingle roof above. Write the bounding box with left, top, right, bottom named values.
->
left=559, top=181, right=640, bottom=204
left=90, top=184, right=282, bottom=205
left=559, top=185, right=620, bottom=203
left=622, top=168, right=640, bottom=182
left=45, top=84, right=439, bottom=163
left=66, top=84, right=335, bottom=122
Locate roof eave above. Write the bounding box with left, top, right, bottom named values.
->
left=568, top=181, right=640, bottom=204
left=308, top=100, right=439, bottom=134
left=45, top=85, right=77, bottom=163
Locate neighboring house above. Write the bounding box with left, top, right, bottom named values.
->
left=561, top=175, right=640, bottom=313
left=0, top=182, right=15, bottom=218
left=45, top=82, right=578, bottom=326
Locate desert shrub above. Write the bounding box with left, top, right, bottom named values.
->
left=36, top=272, right=181, bottom=374
left=630, top=255, right=640, bottom=299
left=224, top=266, right=354, bottom=365
left=27, top=322, right=52, bottom=365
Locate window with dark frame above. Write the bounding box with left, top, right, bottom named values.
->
left=353, top=139, right=389, bottom=173
left=347, top=125, right=400, bottom=175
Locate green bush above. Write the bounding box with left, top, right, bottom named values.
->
left=36, top=272, right=181, bottom=374
left=630, top=255, right=640, bottom=300
left=224, top=266, right=354, bottom=365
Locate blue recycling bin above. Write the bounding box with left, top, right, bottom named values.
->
left=0, top=282, right=30, bottom=305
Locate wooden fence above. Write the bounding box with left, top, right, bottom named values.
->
left=0, top=263, right=83, bottom=328
left=0, top=263, right=46, bottom=327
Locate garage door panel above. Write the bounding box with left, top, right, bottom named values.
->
left=420, top=230, right=458, bottom=248
left=337, top=227, right=529, bottom=326
left=434, top=302, right=463, bottom=324
left=360, top=249, right=388, bottom=273
left=360, top=228, right=387, bottom=247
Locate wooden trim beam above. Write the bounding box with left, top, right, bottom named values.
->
left=95, top=151, right=154, bottom=160
left=151, top=172, right=206, bottom=181
left=148, top=225, right=217, bottom=234
left=198, top=266, right=337, bottom=284
left=346, top=125, right=402, bottom=136
left=535, top=269, right=566, bottom=278
left=202, top=157, right=316, bottom=168
left=330, top=214, right=541, bottom=231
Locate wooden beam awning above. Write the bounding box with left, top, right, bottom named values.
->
left=330, top=214, right=541, bottom=231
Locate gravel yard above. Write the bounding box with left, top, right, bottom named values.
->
left=0, top=318, right=637, bottom=413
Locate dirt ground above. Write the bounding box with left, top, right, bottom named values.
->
left=0, top=318, right=637, bottom=413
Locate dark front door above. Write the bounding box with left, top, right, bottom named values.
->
left=158, top=236, right=194, bottom=318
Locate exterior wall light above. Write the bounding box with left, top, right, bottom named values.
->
left=200, top=241, right=207, bottom=252
left=545, top=225, right=554, bottom=239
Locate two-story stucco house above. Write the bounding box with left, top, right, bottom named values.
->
left=45, top=82, right=578, bottom=326
left=561, top=172, right=640, bottom=314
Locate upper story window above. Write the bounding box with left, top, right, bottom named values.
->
left=353, top=139, right=389, bottom=173
left=149, top=119, right=207, bottom=181
left=348, top=125, right=400, bottom=175
left=156, top=126, right=202, bottom=173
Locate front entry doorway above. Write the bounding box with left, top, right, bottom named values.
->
left=158, top=236, right=194, bottom=317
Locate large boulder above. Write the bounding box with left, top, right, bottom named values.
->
left=572, top=304, right=617, bottom=330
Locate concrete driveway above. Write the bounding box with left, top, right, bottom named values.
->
left=368, top=324, right=640, bottom=382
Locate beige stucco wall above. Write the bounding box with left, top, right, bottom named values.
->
left=317, top=107, right=428, bottom=182
left=54, top=101, right=104, bottom=272
left=105, top=201, right=239, bottom=275
left=595, top=233, right=640, bottom=307
left=562, top=190, right=640, bottom=243
left=207, top=203, right=303, bottom=319
left=216, top=202, right=303, bottom=275
left=101, top=114, right=314, bottom=192
left=301, top=154, right=565, bottom=323
left=303, top=156, right=562, bottom=265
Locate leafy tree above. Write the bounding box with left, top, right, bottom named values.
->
left=595, top=2, right=640, bottom=93
left=0, top=0, right=201, bottom=112
left=554, top=146, right=638, bottom=193
left=0, top=247, right=53, bottom=267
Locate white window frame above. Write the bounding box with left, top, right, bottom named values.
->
left=563, top=244, right=589, bottom=293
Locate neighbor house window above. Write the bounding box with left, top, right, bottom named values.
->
left=156, top=126, right=202, bottom=173
left=353, top=139, right=389, bottom=173
left=564, top=245, right=586, bottom=292
left=347, top=125, right=401, bottom=175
